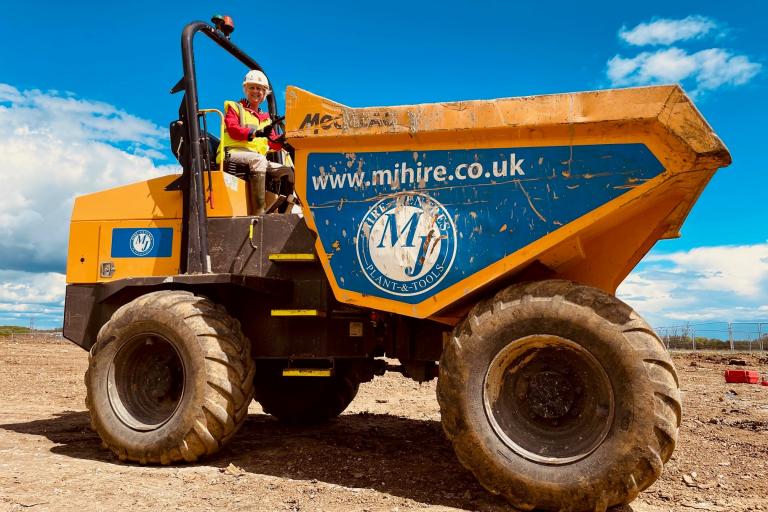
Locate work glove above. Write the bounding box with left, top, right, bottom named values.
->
left=249, top=124, right=275, bottom=140
left=277, top=136, right=294, bottom=154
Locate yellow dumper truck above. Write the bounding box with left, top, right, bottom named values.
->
left=63, top=16, right=731, bottom=511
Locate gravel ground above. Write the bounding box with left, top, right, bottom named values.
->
left=0, top=337, right=766, bottom=511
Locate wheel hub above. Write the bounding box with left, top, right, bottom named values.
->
left=146, top=361, right=174, bottom=399
left=526, top=370, right=575, bottom=419
left=108, top=334, right=185, bottom=431
left=484, top=334, right=614, bottom=464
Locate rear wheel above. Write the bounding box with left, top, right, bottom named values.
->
left=86, top=290, right=255, bottom=464
left=437, top=280, right=680, bottom=511
left=254, top=366, right=359, bottom=424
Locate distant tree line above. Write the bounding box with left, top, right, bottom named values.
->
left=0, top=326, right=62, bottom=336
left=0, top=326, right=33, bottom=336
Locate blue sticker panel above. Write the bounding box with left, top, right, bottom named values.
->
left=306, top=144, right=664, bottom=304
left=111, top=228, right=173, bottom=258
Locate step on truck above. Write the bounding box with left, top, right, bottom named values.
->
left=63, top=16, right=732, bottom=511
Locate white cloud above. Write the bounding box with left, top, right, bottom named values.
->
left=693, top=49, right=761, bottom=89
left=0, top=270, right=64, bottom=304
left=0, top=84, right=179, bottom=273
left=607, top=47, right=761, bottom=96
left=0, top=84, right=23, bottom=103
left=619, top=15, right=719, bottom=46
left=607, top=16, right=760, bottom=98
left=618, top=243, right=768, bottom=328
left=0, top=270, right=65, bottom=328
left=0, top=84, right=180, bottom=329
left=645, top=244, right=768, bottom=297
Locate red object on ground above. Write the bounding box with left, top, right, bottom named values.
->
left=761, top=379, right=768, bottom=387
left=724, top=370, right=759, bottom=384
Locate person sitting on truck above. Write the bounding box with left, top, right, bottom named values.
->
left=217, top=69, right=293, bottom=215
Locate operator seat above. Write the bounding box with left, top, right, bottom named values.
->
left=167, top=123, right=296, bottom=211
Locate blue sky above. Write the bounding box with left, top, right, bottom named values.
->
left=0, top=1, right=766, bottom=330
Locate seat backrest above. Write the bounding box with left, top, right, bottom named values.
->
left=168, top=122, right=221, bottom=173
left=203, top=133, right=220, bottom=171
left=169, top=120, right=188, bottom=167
left=207, top=133, right=220, bottom=161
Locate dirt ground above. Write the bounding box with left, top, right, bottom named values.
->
left=1, top=337, right=766, bottom=512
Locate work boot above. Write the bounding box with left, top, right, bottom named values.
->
left=249, top=171, right=267, bottom=215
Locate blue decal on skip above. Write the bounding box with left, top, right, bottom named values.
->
left=357, top=193, right=457, bottom=297
left=111, top=228, right=173, bottom=258
left=306, top=144, right=664, bottom=303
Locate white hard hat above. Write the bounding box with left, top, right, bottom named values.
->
left=243, top=70, right=270, bottom=91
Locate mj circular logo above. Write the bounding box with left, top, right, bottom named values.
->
left=130, top=229, right=155, bottom=256
left=356, top=193, right=456, bottom=296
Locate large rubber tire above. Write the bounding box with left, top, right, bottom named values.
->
left=85, top=290, right=255, bottom=464
left=437, top=280, right=681, bottom=511
left=254, top=368, right=359, bottom=424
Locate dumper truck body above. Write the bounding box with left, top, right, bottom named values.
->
left=285, top=85, right=728, bottom=320
left=62, top=17, right=730, bottom=511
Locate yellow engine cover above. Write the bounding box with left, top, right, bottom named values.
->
left=66, top=171, right=248, bottom=283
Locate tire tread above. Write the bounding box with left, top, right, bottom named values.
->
left=85, top=290, right=255, bottom=465
left=436, top=279, right=681, bottom=510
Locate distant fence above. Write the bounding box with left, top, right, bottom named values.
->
left=2, top=326, right=768, bottom=352
left=1, top=332, right=64, bottom=341
left=655, top=322, right=768, bottom=352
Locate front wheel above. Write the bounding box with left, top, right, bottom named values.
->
left=437, top=280, right=680, bottom=511
left=85, top=291, right=255, bottom=464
